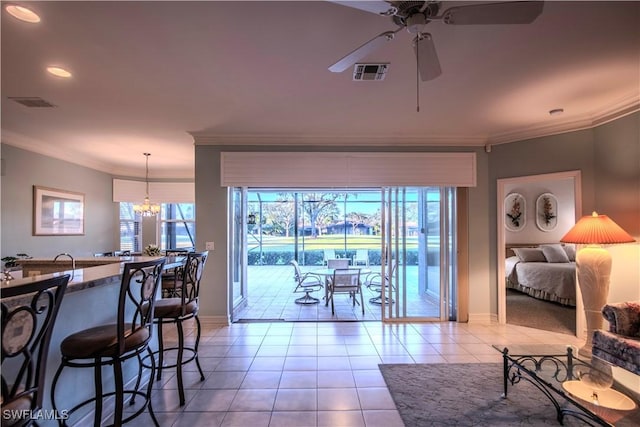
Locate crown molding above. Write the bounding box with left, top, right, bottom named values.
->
left=190, top=133, right=486, bottom=147
left=487, top=93, right=640, bottom=146
left=4, top=92, right=638, bottom=176
left=590, top=92, right=640, bottom=126
left=194, top=93, right=639, bottom=149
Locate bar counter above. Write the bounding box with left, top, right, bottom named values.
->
left=2, top=256, right=182, bottom=426
left=5, top=256, right=183, bottom=293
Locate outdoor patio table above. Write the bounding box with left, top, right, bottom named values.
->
left=311, top=267, right=372, bottom=305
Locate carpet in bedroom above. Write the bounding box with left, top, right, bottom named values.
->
left=506, top=289, right=575, bottom=335
left=379, top=363, right=640, bottom=427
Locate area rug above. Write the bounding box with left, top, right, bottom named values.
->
left=379, top=363, right=640, bottom=427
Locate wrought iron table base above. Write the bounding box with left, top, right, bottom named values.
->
left=499, top=347, right=620, bottom=427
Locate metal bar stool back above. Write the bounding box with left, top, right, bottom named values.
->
left=1, top=275, right=70, bottom=427
left=151, top=251, right=208, bottom=406
left=161, top=250, right=189, bottom=298
left=50, top=258, right=165, bottom=427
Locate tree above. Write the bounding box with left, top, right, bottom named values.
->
left=346, top=211, right=370, bottom=235
left=301, top=193, right=341, bottom=237
left=263, top=197, right=296, bottom=237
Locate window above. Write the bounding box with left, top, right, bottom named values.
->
left=119, top=202, right=195, bottom=252
left=119, top=202, right=140, bottom=252
left=159, top=203, right=195, bottom=251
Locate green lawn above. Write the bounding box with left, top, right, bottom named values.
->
left=248, top=234, right=418, bottom=251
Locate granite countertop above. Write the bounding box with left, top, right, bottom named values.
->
left=2, top=256, right=183, bottom=294
left=17, top=257, right=130, bottom=266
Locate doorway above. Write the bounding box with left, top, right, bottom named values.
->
left=496, top=171, right=582, bottom=336
left=230, top=187, right=457, bottom=322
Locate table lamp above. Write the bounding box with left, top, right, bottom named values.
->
left=560, top=212, right=636, bottom=357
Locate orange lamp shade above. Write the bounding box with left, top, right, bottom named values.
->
left=560, top=212, right=635, bottom=245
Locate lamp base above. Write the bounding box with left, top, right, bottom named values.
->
left=576, top=246, right=612, bottom=354
left=578, top=345, right=592, bottom=358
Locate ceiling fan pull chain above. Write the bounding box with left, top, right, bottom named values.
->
left=416, top=35, right=420, bottom=112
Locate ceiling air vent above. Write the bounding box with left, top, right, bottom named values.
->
left=352, top=63, right=388, bottom=81
left=8, top=97, right=57, bottom=108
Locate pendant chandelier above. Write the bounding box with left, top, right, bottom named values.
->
left=133, top=153, right=161, bottom=217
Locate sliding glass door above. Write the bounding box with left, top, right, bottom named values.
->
left=380, top=187, right=456, bottom=321
left=230, top=187, right=248, bottom=313
left=232, top=187, right=458, bottom=322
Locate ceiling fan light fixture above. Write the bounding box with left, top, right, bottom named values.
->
left=5, top=4, right=40, bottom=23
left=405, top=13, right=427, bottom=34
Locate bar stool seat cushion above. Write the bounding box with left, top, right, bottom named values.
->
left=2, top=395, right=32, bottom=427
left=154, top=298, right=198, bottom=318
left=60, top=324, right=150, bottom=359
left=2, top=394, right=32, bottom=414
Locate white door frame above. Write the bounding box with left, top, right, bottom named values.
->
left=496, top=171, right=583, bottom=336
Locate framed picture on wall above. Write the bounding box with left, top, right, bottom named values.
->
left=505, top=192, right=525, bottom=232
left=536, top=192, right=558, bottom=231
left=33, top=186, right=85, bottom=236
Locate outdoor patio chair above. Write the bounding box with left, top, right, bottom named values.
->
left=290, top=260, right=324, bottom=305
left=365, top=261, right=397, bottom=305
left=325, top=259, right=350, bottom=292
left=323, top=249, right=337, bottom=265
left=328, top=268, right=363, bottom=315
left=327, top=259, right=349, bottom=269
left=352, top=249, right=369, bottom=267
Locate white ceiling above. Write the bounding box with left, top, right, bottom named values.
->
left=2, top=1, right=639, bottom=178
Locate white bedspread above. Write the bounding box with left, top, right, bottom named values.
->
left=506, top=256, right=576, bottom=306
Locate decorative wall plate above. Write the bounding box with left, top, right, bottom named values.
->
left=505, top=193, right=525, bottom=232
left=536, top=192, right=558, bottom=231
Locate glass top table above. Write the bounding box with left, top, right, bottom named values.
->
left=492, top=344, right=639, bottom=426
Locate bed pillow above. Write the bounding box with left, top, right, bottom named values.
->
left=513, top=247, right=547, bottom=263
left=540, top=244, right=571, bottom=263
left=562, top=244, right=576, bottom=262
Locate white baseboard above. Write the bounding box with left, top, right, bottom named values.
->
left=468, top=313, right=498, bottom=324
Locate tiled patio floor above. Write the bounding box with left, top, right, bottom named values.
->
left=234, top=266, right=440, bottom=322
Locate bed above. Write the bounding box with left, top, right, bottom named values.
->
left=505, top=243, right=576, bottom=306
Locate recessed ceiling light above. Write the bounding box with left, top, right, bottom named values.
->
left=47, top=66, right=72, bottom=78
left=549, top=108, right=564, bottom=116
left=5, top=4, right=41, bottom=23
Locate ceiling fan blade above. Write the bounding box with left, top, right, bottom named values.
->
left=328, top=1, right=397, bottom=16
left=441, top=1, right=544, bottom=25
left=329, top=30, right=399, bottom=73
left=413, top=33, right=442, bottom=81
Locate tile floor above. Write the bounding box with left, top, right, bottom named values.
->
left=120, top=319, right=583, bottom=427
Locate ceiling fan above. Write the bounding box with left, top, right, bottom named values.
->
left=328, top=1, right=545, bottom=81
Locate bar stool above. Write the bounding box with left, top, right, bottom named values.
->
left=1, top=275, right=70, bottom=427
left=50, top=258, right=165, bottom=427
left=160, top=250, right=188, bottom=298
left=149, top=251, right=208, bottom=406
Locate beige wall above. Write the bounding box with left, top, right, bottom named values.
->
left=1, top=144, right=119, bottom=258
